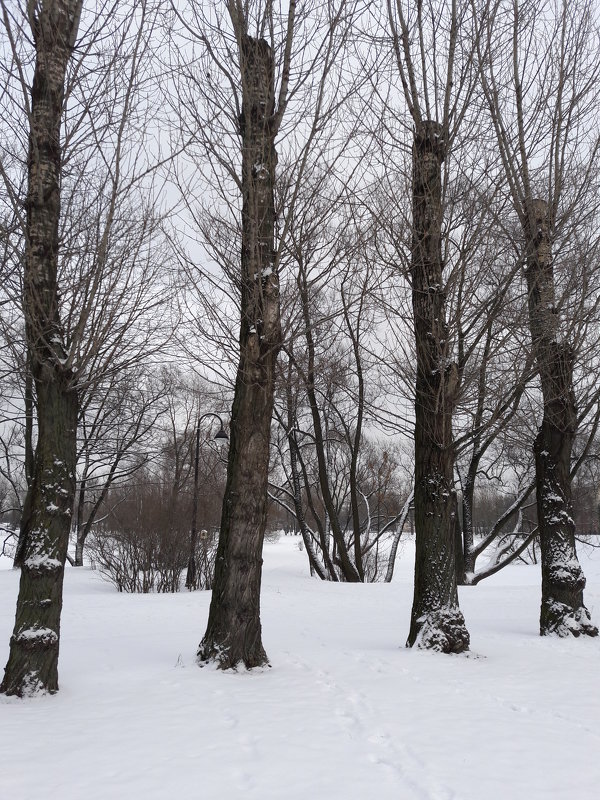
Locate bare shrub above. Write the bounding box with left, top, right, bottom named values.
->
left=88, top=476, right=218, bottom=593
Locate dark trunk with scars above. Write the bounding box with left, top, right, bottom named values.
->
left=2, top=0, right=81, bottom=696
left=198, top=35, right=281, bottom=669
left=525, top=199, right=597, bottom=638
left=406, top=121, right=469, bottom=653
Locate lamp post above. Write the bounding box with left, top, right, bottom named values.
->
left=185, top=412, right=228, bottom=590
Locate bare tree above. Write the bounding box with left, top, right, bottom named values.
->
left=266, top=179, right=412, bottom=583
left=182, top=3, right=285, bottom=669
left=474, top=0, right=599, bottom=636
left=72, top=368, right=166, bottom=566
left=385, top=0, right=477, bottom=651
left=0, top=0, right=83, bottom=696
left=83, top=370, right=227, bottom=591
left=0, top=0, right=174, bottom=695
left=171, top=0, right=361, bottom=668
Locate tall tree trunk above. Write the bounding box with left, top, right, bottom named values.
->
left=2, top=0, right=82, bottom=697
left=406, top=121, right=469, bottom=653
left=525, top=199, right=597, bottom=638
left=198, top=35, right=281, bottom=669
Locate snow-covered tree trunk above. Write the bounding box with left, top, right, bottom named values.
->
left=525, top=199, right=597, bottom=638
left=1, top=0, right=81, bottom=696
left=406, top=121, right=469, bottom=653
left=198, top=34, right=281, bottom=669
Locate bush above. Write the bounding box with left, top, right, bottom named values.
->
left=88, top=526, right=219, bottom=593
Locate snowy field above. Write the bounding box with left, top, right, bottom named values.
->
left=1, top=537, right=599, bottom=800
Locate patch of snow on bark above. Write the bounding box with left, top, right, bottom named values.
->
left=24, top=555, right=62, bottom=571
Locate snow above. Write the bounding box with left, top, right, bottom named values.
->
left=23, top=555, right=62, bottom=571
left=543, top=491, right=564, bottom=504
left=253, top=162, right=269, bottom=178
left=14, top=627, right=58, bottom=645
left=1, top=538, right=600, bottom=800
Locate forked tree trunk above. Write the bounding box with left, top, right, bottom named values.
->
left=198, top=35, right=281, bottom=669
left=284, top=369, right=331, bottom=581
left=2, top=0, right=81, bottom=697
left=525, top=199, right=597, bottom=638
left=297, top=262, right=361, bottom=582
left=406, top=121, right=469, bottom=653
left=287, top=427, right=330, bottom=581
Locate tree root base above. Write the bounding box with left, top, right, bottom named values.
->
left=0, top=667, right=56, bottom=698
left=197, top=638, right=269, bottom=671
left=409, top=607, right=470, bottom=653
left=540, top=601, right=598, bottom=638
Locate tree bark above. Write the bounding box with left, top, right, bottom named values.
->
left=406, top=121, right=469, bottom=653
left=2, top=0, right=81, bottom=696
left=198, top=35, right=281, bottom=669
left=525, top=199, right=597, bottom=638
left=13, top=349, right=36, bottom=568
left=73, top=468, right=87, bottom=566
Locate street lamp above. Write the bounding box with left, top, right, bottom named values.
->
left=185, top=413, right=228, bottom=590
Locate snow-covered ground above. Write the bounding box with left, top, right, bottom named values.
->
left=1, top=537, right=599, bottom=800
